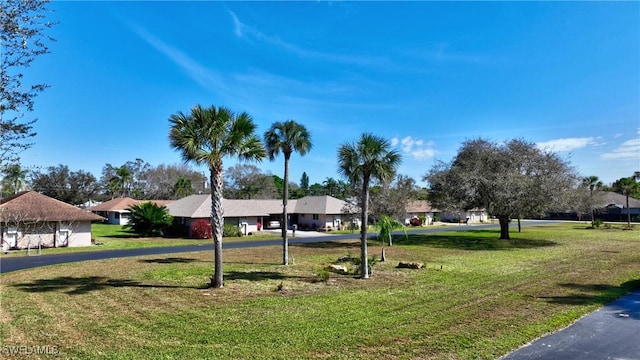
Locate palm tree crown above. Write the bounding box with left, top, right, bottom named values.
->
left=338, top=133, right=401, bottom=186
left=169, top=104, right=265, bottom=288
left=337, top=133, right=401, bottom=279
left=264, top=120, right=312, bottom=161
left=264, top=119, right=312, bottom=265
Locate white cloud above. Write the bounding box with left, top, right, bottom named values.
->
left=227, top=11, right=386, bottom=67
left=601, top=138, right=640, bottom=160
left=535, top=137, right=599, bottom=152
left=229, top=11, right=246, bottom=38
left=392, top=136, right=437, bottom=161
left=130, top=24, right=227, bottom=93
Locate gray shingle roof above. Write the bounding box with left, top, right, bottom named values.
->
left=597, top=191, right=640, bottom=208
left=166, top=195, right=349, bottom=218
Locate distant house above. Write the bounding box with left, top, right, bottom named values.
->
left=89, top=197, right=174, bottom=225
left=440, top=208, right=488, bottom=224
left=166, top=195, right=350, bottom=236
left=1, top=191, right=104, bottom=251
left=404, top=200, right=440, bottom=225
left=404, top=200, right=487, bottom=225
left=595, top=191, right=640, bottom=221
left=545, top=191, right=640, bottom=221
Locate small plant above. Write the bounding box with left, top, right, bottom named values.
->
left=223, top=223, right=242, bottom=237
left=409, top=217, right=422, bottom=226
left=367, top=255, right=379, bottom=275
left=316, top=267, right=331, bottom=283
left=591, top=218, right=603, bottom=228
left=275, top=282, right=288, bottom=292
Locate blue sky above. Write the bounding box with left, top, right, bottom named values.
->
left=20, top=1, right=640, bottom=187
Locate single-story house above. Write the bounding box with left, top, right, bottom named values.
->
left=595, top=192, right=640, bottom=221
left=89, top=197, right=174, bottom=225
left=1, top=191, right=104, bottom=251
left=404, top=200, right=487, bottom=225
left=439, top=208, right=488, bottom=224
left=404, top=200, right=440, bottom=225
left=166, top=195, right=351, bottom=236
left=545, top=191, right=640, bottom=221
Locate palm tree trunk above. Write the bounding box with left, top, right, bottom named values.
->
left=627, top=194, right=631, bottom=226
left=210, top=165, right=224, bottom=288
left=282, top=156, right=290, bottom=265
left=360, top=176, right=370, bottom=279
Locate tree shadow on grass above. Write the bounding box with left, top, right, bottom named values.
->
left=224, top=271, right=306, bottom=282
left=291, top=241, right=360, bottom=249
left=139, top=257, right=204, bottom=264
left=539, top=279, right=640, bottom=318
left=391, top=231, right=557, bottom=250
left=12, top=276, right=202, bottom=295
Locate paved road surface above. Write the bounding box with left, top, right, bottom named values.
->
left=501, top=290, right=640, bottom=360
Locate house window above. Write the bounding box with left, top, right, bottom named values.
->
left=313, top=214, right=319, bottom=220
left=300, top=214, right=305, bottom=218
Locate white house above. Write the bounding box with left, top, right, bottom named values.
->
left=1, top=191, right=104, bottom=251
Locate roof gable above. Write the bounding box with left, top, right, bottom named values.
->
left=0, top=191, right=104, bottom=222
left=89, top=198, right=174, bottom=212
left=89, top=197, right=139, bottom=212
left=293, top=196, right=347, bottom=214
left=166, top=195, right=349, bottom=218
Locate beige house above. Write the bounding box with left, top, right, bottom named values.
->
left=404, top=200, right=488, bottom=225
left=404, top=200, right=440, bottom=225
left=1, top=191, right=104, bottom=251
left=166, top=195, right=350, bottom=236
left=89, top=197, right=174, bottom=225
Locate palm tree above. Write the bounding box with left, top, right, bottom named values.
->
left=264, top=120, right=312, bottom=265
left=619, top=176, right=639, bottom=226
left=115, top=166, right=133, bottom=197
left=169, top=105, right=265, bottom=288
left=1, top=163, right=28, bottom=195
left=323, top=177, right=339, bottom=197
left=337, top=133, right=401, bottom=278
left=583, top=175, right=603, bottom=224
left=173, top=176, right=193, bottom=199
left=376, top=214, right=405, bottom=261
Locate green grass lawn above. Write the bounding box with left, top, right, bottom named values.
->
left=1, top=223, right=280, bottom=257
left=1, top=223, right=638, bottom=359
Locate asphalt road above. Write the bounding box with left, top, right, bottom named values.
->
left=501, top=290, right=640, bottom=360
left=0, top=221, right=516, bottom=274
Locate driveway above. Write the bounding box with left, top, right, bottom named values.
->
left=500, top=290, right=640, bottom=360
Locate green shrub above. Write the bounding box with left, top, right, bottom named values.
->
left=223, top=223, right=242, bottom=237
left=191, top=219, right=212, bottom=239
left=316, top=267, right=331, bottom=283
left=125, top=202, right=173, bottom=237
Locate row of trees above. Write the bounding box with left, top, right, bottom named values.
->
left=167, top=104, right=407, bottom=285
left=0, top=159, right=380, bottom=204
left=0, top=162, right=206, bottom=203
left=167, top=103, right=624, bottom=287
